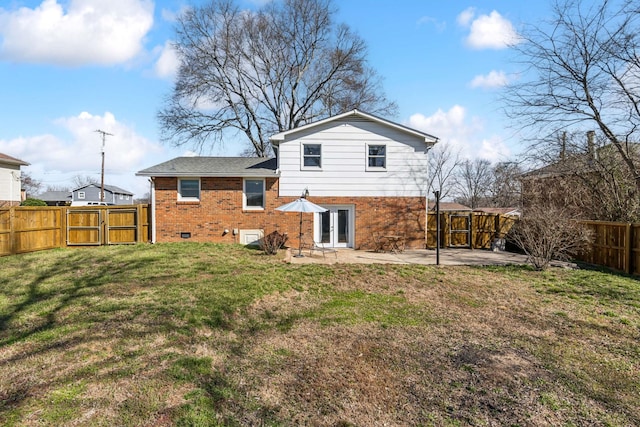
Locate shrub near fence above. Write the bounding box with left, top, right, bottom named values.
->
left=0, top=205, right=150, bottom=256
left=576, top=221, right=640, bottom=275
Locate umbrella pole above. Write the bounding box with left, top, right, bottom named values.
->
left=297, top=211, right=303, bottom=257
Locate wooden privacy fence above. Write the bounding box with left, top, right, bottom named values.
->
left=576, top=221, right=640, bottom=275
left=0, top=205, right=150, bottom=256
left=426, top=212, right=518, bottom=249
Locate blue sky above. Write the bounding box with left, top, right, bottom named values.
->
left=0, top=0, right=551, bottom=197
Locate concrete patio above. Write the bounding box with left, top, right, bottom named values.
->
left=286, top=247, right=534, bottom=266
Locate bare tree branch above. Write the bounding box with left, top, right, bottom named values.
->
left=504, top=0, right=640, bottom=198
left=158, top=0, right=397, bottom=157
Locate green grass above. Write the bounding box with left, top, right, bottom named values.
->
left=0, top=243, right=639, bottom=426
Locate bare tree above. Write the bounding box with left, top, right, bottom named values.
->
left=72, top=175, right=99, bottom=188
left=505, top=0, right=640, bottom=198
left=159, top=0, right=396, bottom=157
left=427, top=143, right=463, bottom=201
left=521, top=130, right=640, bottom=221
left=20, top=172, right=41, bottom=198
left=509, top=204, right=593, bottom=270
left=454, top=159, right=493, bottom=209
left=490, top=161, right=523, bottom=207
left=46, top=184, right=71, bottom=192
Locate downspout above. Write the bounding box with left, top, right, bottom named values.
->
left=150, top=178, right=156, bottom=243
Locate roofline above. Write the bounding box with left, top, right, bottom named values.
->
left=72, top=183, right=133, bottom=194
left=136, top=171, right=281, bottom=178
left=269, top=109, right=439, bottom=145
left=0, top=157, right=30, bottom=166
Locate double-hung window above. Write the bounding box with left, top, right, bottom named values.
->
left=78, top=191, right=85, bottom=200
left=244, top=178, right=265, bottom=210
left=178, top=178, right=200, bottom=201
left=367, top=144, right=386, bottom=170
left=302, top=144, right=322, bottom=169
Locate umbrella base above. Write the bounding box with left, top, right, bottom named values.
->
left=293, top=254, right=305, bottom=258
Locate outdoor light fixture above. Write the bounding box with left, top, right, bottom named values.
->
left=302, top=188, right=309, bottom=198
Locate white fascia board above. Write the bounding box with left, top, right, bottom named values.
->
left=270, top=109, right=439, bottom=145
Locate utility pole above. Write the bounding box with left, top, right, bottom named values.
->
left=95, top=130, right=113, bottom=202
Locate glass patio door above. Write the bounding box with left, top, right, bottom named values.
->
left=317, top=206, right=353, bottom=248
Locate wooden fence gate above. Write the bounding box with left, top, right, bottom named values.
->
left=0, top=205, right=150, bottom=256
left=449, top=214, right=471, bottom=247
left=67, top=207, right=142, bottom=246
left=426, top=211, right=518, bottom=250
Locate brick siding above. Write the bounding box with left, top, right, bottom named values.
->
left=153, top=177, right=427, bottom=249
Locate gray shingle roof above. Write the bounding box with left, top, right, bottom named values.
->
left=136, top=157, right=278, bottom=177
left=38, top=191, right=72, bottom=202
left=72, top=184, right=133, bottom=195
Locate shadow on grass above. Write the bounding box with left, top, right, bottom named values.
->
left=0, top=250, right=158, bottom=347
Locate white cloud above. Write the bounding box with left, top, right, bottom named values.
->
left=407, top=105, right=511, bottom=161
left=461, top=10, right=520, bottom=50
left=0, top=0, right=154, bottom=66
left=479, top=136, right=511, bottom=162
left=154, top=41, right=180, bottom=79
left=0, top=111, right=164, bottom=197
left=417, top=16, right=446, bottom=32
left=470, top=70, right=509, bottom=89
left=456, top=7, right=475, bottom=27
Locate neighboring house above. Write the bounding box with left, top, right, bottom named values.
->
left=71, top=184, right=134, bottom=206
left=137, top=110, right=438, bottom=249
left=38, top=190, right=72, bottom=206
left=520, top=131, right=640, bottom=221
left=0, top=152, right=29, bottom=207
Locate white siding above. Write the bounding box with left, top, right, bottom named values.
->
left=0, top=164, right=21, bottom=202
left=278, top=118, right=430, bottom=197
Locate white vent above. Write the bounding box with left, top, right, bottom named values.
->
left=239, top=229, right=264, bottom=246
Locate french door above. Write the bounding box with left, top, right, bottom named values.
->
left=315, top=205, right=354, bottom=248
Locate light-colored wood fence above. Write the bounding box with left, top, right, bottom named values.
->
left=426, top=212, right=518, bottom=249
left=0, top=205, right=150, bottom=256
left=576, top=221, right=640, bottom=275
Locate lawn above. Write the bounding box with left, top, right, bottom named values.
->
left=0, top=243, right=638, bottom=426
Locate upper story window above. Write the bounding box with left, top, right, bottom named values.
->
left=244, top=178, right=265, bottom=210
left=178, top=178, right=200, bottom=201
left=302, top=143, right=322, bottom=169
left=78, top=191, right=85, bottom=199
left=367, top=144, right=386, bottom=170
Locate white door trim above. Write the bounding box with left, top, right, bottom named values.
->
left=314, top=204, right=355, bottom=248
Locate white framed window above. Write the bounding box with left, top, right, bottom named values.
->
left=78, top=191, right=85, bottom=199
left=178, top=178, right=200, bottom=201
left=301, top=143, right=322, bottom=169
left=119, top=194, right=124, bottom=200
left=243, top=178, right=265, bottom=210
left=366, top=144, right=386, bottom=170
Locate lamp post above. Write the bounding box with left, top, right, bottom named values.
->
left=433, top=190, right=440, bottom=266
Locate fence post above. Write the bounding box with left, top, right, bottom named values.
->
left=9, top=207, right=16, bottom=255
left=60, top=207, right=67, bottom=248
left=469, top=213, right=475, bottom=249
left=625, top=223, right=632, bottom=275
left=136, top=204, right=143, bottom=243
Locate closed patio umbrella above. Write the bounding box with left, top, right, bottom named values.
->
left=275, top=198, right=327, bottom=257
